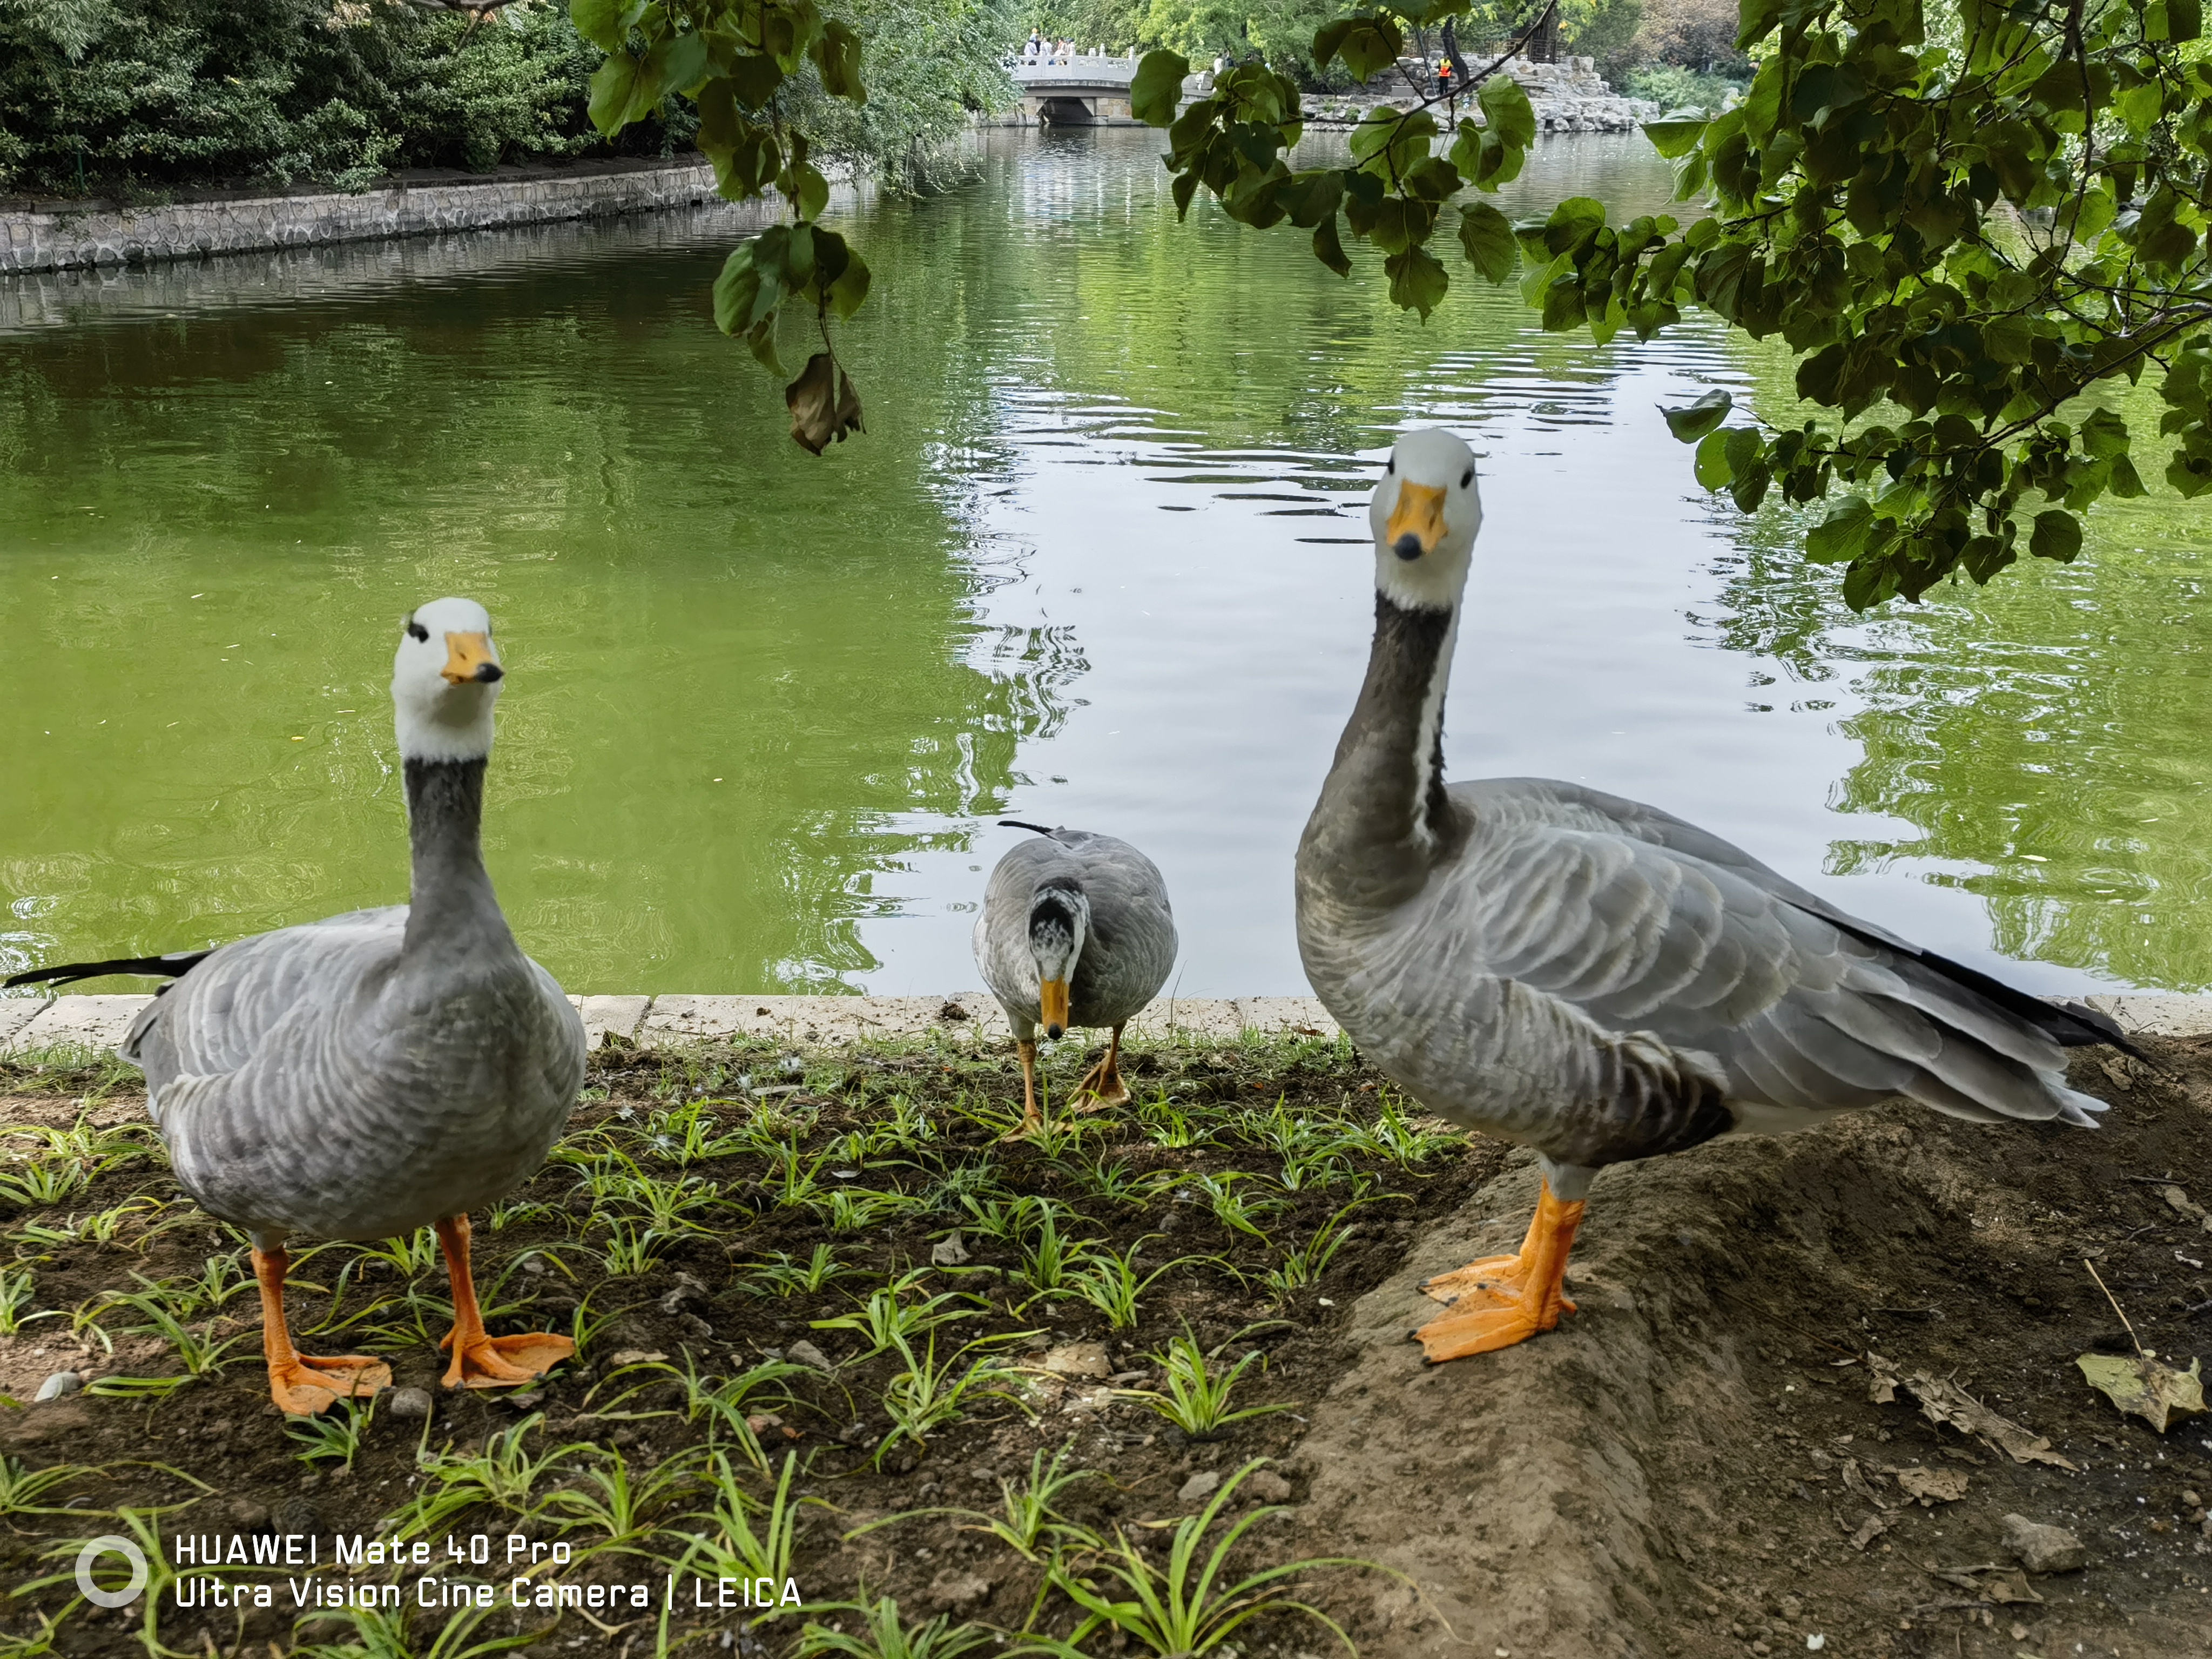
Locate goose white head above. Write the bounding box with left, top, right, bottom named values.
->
left=392, top=597, right=504, bottom=764
left=1028, top=884, right=1089, bottom=1040
left=1369, top=429, right=1482, bottom=613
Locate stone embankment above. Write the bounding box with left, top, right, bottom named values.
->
left=1, top=989, right=2202, bottom=1058
left=1303, top=54, right=1655, bottom=133
left=0, top=992, right=1344, bottom=1057
left=0, top=158, right=759, bottom=276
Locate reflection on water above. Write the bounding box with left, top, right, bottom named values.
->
left=3, top=130, right=2208, bottom=994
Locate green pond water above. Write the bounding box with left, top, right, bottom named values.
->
left=3, top=129, right=2208, bottom=998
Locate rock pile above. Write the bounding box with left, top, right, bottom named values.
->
left=1302, top=55, right=1656, bottom=134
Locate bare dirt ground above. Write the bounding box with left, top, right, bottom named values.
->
left=0, top=1029, right=2208, bottom=1659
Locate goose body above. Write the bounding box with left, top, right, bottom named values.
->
left=974, top=821, right=1177, bottom=1134
left=1296, top=430, right=2128, bottom=1361
left=9, top=598, right=584, bottom=1412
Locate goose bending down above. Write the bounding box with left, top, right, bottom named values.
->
left=974, top=820, right=1177, bottom=1136
left=5, top=599, right=585, bottom=1413
left=1296, top=430, right=2135, bottom=1364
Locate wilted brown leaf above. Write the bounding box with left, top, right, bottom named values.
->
left=786, top=351, right=865, bottom=454
left=1894, top=1466, right=1968, bottom=1505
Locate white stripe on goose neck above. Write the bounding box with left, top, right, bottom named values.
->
left=393, top=596, right=502, bottom=764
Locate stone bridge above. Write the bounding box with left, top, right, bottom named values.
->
left=1010, top=56, right=1149, bottom=125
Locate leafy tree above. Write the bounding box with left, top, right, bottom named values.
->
left=1138, top=0, right=2212, bottom=610
left=0, top=0, right=634, bottom=195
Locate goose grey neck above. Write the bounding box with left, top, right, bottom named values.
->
left=1299, top=594, right=1465, bottom=910
left=402, top=758, right=511, bottom=958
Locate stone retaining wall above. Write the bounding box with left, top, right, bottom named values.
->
left=0, top=992, right=1344, bottom=1057
left=0, top=989, right=2200, bottom=1059
left=0, top=161, right=743, bottom=276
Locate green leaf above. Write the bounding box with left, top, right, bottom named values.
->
left=2079, top=407, right=2130, bottom=460
left=1663, top=388, right=1734, bottom=442
left=1312, top=216, right=1352, bottom=277
left=1805, top=497, right=1875, bottom=564
left=570, top=0, right=638, bottom=53
left=1641, top=116, right=1709, bottom=159
left=811, top=20, right=864, bottom=102
left=645, top=32, right=710, bottom=102
left=1131, top=51, right=1189, bottom=127
left=586, top=52, right=650, bottom=137
left=2029, top=509, right=2081, bottom=562
left=1694, top=428, right=1735, bottom=489
left=785, top=162, right=830, bottom=222
left=727, top=53, right=784, bottom=108
left=1457, top=201, right=1516, bottom=284
left=1385, top=245, right=1449, bottom=320
left=826, top=248, right=871, bottom=319
left=1478, top=76, right=1537, bottom=149
left=1313, top=15, right=1405, bottom=81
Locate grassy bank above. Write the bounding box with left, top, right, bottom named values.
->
left=0, top=1028, right=1496, bottom=1657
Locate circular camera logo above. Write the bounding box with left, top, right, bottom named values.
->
left=75, top=1536, right=149, bottom=1609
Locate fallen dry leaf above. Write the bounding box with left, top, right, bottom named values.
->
left=2076, top=1352, right=2209, bottom=1433
left=1847, top=1513, right=1890, bottom=1550
left=1895, top=1466, right=1969, bottom=1505
left=1864, top=1355, right=2077, bottom=1469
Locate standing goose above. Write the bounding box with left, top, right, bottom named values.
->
left=6, top=599, right=585, bottom=1413
left=974, top=820, right=1177, bottom=1136
left=1297, top=429, right=2134, bottom=1364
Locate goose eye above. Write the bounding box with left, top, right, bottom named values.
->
left=1385, top=457, right=1395, bottom=475
left=404, top=619, right=429, bottom=643
left=1460, top=467, right=1474, bottom=488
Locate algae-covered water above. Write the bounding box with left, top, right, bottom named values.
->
left=2, top=130, right=2207, bottom=996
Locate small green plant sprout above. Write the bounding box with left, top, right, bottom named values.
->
left=875, top=1330, right=1034, bottom=1466
left=674, top=1450, right=820, bottom=1608
left=793, top=1596, right=998, bottom=1659
left=394, top=1414, right=593, bottom=1540
left=1009, top=1198, right=1102, bottom=1299
left=1187, top=1174, right=1284, bottom=1244
left=285, top=1397, right=373, bottom=1471
left=0, top=1267, right=58, bottom=1337
left=589, top=1352, right=810, bottom=1475
left=541, top=1442, right=701, bottom=1558
left=1048, top=1461, right=1367, bottom=1658
left=748, top=1243, right=860, bottom=1298
left=0, top=1453, right=105, bottom=1519
left=1259, top=1204, right=1370, bottom=1303
left=1134, top=1328, right=1297, bottom=1441
left=851, top=1442, right=1098, bottom=1567
left=593, top=1217, right=669, bottom=1276
left=1061, top=1242, right=1211, bottom=1333
left=1136, top=1090, right=1206, bottom=1150
left=1338, top=1093, right=1458, bottom=1168
left=353, top=1226, right=443, bottom=1280
left=293, top=1600, right=547, bottom=1659
left=812, top=1272, right=983, bottom=1360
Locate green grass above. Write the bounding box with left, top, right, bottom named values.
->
left=0, top=1026, right=1469, bottom=1657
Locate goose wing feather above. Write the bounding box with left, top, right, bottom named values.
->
left=1449, top=778, right=2105, bottom=1131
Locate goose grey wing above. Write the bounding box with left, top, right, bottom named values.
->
left=127, top=907, right=407, bottom=1098
left=1451, top=779, right=2103, bottom=1130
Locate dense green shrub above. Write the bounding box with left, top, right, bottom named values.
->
left=0, top=0, right=681, bottom=198
left=1619, top=60, right=1741, bottom=107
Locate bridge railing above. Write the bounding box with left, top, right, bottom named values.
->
left=1008, top=55, right=1140, bottom=81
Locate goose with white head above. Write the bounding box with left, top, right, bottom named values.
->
left=1296, top=429, right=2137, bottom=1363
left=7, top=598, right=586, bottom=1414
left=974, top=821, right=1177, bottom=1137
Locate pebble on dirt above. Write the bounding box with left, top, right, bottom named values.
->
left=385, top=1386, right=433, bottom=1420
left=2001, top=1512, right=2089, bottom=1573
left=31, top=1372, right=80, bottom=1401
left=1179, top=1470, right=1222, bottom=1503
left=786, top=1339, right=835, bottom=1372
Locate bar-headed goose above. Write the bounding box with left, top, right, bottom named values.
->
left=1296, top=429, right=2134, bottom=1363
left=8, top=598, right=585, bottom=1413
left=974, top=821, right=1177, bottom=1136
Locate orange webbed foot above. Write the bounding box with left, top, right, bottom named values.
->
left=1071, top=1064, right=1130, bottom=1111
left=1407, top=1179, right=1588, bottom=1365
left=269, top=1354, right=393, bottom=1416
left=440, top=1330, right=574, bottom=1390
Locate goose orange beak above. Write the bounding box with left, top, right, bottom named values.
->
left=1386, top=483, right=1446, bottom=558
left=441, top=632, right=501, bottom=685
left=1039, top=978, right=1070, bottom=1040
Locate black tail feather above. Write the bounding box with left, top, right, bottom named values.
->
left=998, top=820, right=1059, bottom=836
left=4, top=951, right=212, bottom=991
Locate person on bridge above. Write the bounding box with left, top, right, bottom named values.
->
left=1024, top=29, right=1042, bottom=60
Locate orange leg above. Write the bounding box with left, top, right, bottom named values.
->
left=1073, top=1023, right=1129, bottom=1111
left=252, top=1246, right=392, bottom=1417
left=1410, top=1179, right=1587, bottom=1362
left=435, top=1215, right=574, bottom=1389
left=1001, top=1038, right=1044, bottom=1142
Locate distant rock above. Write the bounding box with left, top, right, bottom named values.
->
left=1303, top=56, right=1658, bottom=135
left=2001, top=1513, right=2088, bottom=1573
